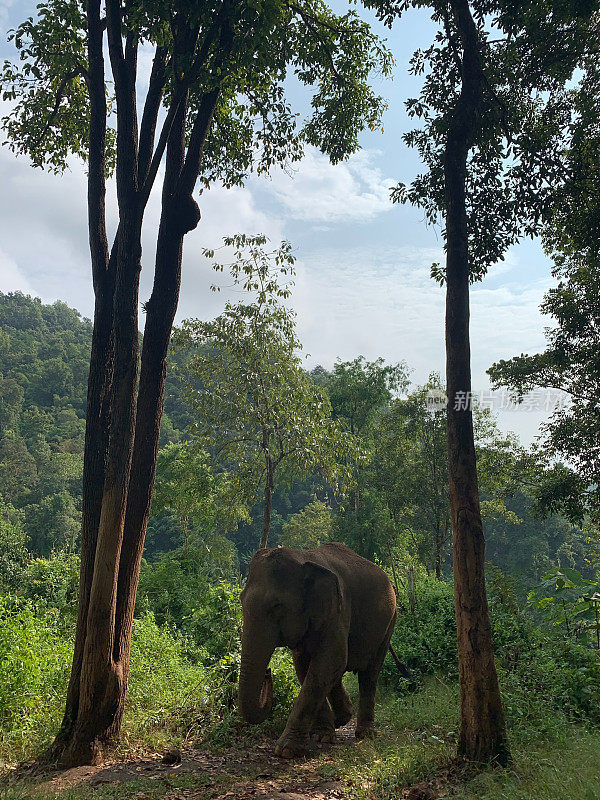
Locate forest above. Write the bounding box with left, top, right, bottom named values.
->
left=1, top=286, right=599, bottom=798
left=1, top=0, right=600, bottom=797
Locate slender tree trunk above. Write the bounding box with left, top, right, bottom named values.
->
left=111, top=92, right=198, bottom=732
left=62, top=208, right=143, bottom=766
left=260, top=454, right=274, bottom=549
left=54, top=271, right=114, bottom=751
left=56, top=0, right=143, bottom=762
left=51, top=0, right=115, bottom=758
left=51, top=6, right=228, bottom=768
left=445, top=0, right=509, bottom=766
left=109, top=80, right=220, bottom=734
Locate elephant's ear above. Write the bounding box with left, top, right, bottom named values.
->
left=302, top=562, right=342, bottom=627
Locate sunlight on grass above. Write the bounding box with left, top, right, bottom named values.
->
left=317, top=678, right=600, bottom=800
left=460, top=730, right=600, bottom=800
left=2, top=677, right=599, bottom=800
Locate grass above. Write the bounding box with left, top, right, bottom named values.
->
left=2, top=675, right=600, bottom=800
left=459, top=731, right=600, bottom=800
left=318, top=677, right=600, bottom=800
left=0, top=772, right=216, bottom=800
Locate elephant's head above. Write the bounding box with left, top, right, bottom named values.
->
left=238, top=547, right=341, bottom=725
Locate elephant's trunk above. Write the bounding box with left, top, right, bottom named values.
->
left=238, top=623, right=275, bottom=724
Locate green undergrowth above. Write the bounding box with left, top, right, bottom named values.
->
left=4, top=678, right=600, bottom=800
left=0, top=587, right=297, bottom=768
left=2, top=571, right=600, bottom=799
left=319, top=679, right=600, bottom=800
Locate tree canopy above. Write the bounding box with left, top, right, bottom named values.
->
left=173, top=235, right=357, bottom=548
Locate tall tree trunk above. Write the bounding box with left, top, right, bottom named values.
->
left=110, top=84, right=220, bottom=734
left=54, top=270, right=114, bottom=751
left=260, top=453, right=274, bottom=549
left=51, top=5, right=227, bottom=767
left=110, top=94, right=190, bottom=732
left=435, top=530, right=442, bottom=580
left=445, top=0, right=509, bottom=766
left=51, top=0, right=115, bottom=758
left=56, top=0, right=143, bottom=761
left=62, top=208, right=143, bottom=767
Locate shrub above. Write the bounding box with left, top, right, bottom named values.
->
left=383, top=569, right=600, bottom=733
left=382, top=576, right=457, bottom=689
left=0, top=499, right=28, bottom=591
left=21, top=551, right=80, bottom=617
left=125, top=612, right=204, bottom=736
left=0, top=595, right=71, bottom=762
left=489, top=574, right=600, bottom=730
left=183, top=580, right=243, bottom=662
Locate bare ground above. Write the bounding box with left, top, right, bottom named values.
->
left=2, top=723, right=370, bottom=800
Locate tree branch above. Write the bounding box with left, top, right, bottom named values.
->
left=106, top=0, right=139, bottom=201
left=288, top=3, right=347, bottom=35
left=441, top=2, right=462, bottom=74
left=31, top=68, right=86, bottom=153
left=86, top=0, right=109, bottom=292
left=290, top=4, right=342, bottom=84
left=138, top=14, right=224, bottom=210
left=138, top=46, right=168, bottom=185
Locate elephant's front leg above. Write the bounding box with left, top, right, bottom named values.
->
left=275, top=635, right=346, bottom=758
left=292, top=649, right=335, bottom=744
left=310, top=699, right=336, bottom=743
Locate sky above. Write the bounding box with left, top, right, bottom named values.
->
left=0, top=0, right=556, bottom=444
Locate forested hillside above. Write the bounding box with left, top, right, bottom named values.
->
left=0, top=290, right=589, bottom=580
left=2, top=292, right=600, bottom=798
left=2, top=0, right=600, bottom=790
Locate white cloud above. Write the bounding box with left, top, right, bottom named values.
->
left=260, top=147, right=395, bottom=223
left=0, top=248, right=37, bottom=296
left=289, top=242, right=551, bottom=444
left=292, top=244, right=445, bottom=374
left=0, top=0, right=14, bottom=34
left=0, top=142, right=283, bottom=321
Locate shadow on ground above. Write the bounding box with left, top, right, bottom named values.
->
left=2, top=724, right=360, bottom=800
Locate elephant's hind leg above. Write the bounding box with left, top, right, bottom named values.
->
left=329, top=681, right=353, bottom=727
left=356, top=616, right=395, bottom=740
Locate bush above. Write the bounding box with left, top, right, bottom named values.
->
left=382, top=570, right=600, bottom=734
left=0, top=499, right=28, bottom=591
left=21, top=551, right=79, bottom=616
left=125, top=612, right=204, bottom=736
left=137, top=547, right=212, bottom=630
left=0, top=595, right=71, bottom=762
left=489, top=573, right=600, bottom=730
left=183, top=580, right=243, bottom=662
left=382, top=576, right=457, bottom=689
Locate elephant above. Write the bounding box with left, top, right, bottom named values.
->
left=238, top=541, right=397, bottom=758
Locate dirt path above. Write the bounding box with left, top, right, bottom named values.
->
left=8, top=724, right=362, bottom=800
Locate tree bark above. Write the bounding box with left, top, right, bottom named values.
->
left=54, top=0, right=144, bottom=765
left=445, top=0, right=509, bottom=766
left=111, top=87, right=212, bottom=732
left=109, top=74, right=221, bottom=734
left=51, top=0, right=115, bottom=757
left=51, top=1, right=234, bottom=768
left=260, top=450, right=274, bottom=549
left=64, top=209, right=142, bottom=766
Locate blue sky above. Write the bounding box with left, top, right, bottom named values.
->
left=0, top=0, right=555, bottom=443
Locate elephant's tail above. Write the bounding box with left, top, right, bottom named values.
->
left=388, top=642, right=416, bottom=687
